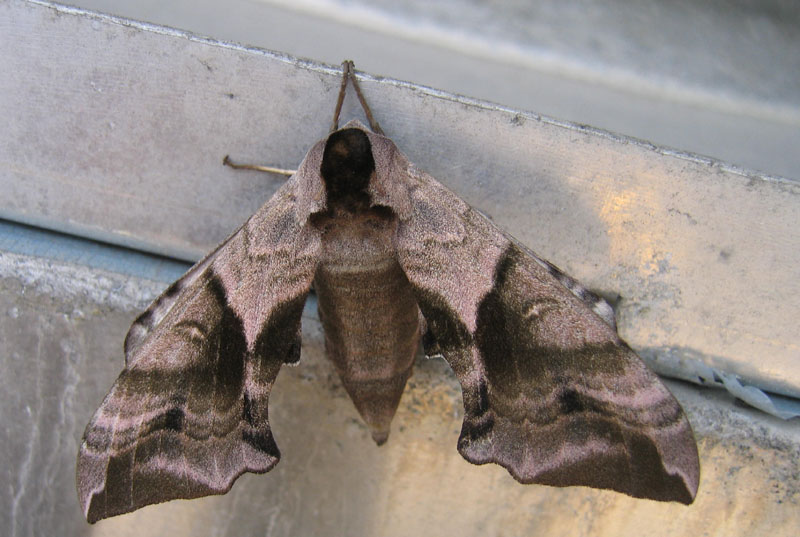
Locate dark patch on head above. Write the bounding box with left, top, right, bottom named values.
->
left=163, top=407, right=184, bottom=432
left=320, top=128, right=375, bottom=210
left=242, top=429, right=280, bottom=458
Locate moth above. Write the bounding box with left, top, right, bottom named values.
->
left=77, top=61, right=699, bottom=523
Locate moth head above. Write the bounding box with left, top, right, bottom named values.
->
left=320, top=128, right=375, bottom=208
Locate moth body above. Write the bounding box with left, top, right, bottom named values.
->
left=313, top=205, right=421, bottom=444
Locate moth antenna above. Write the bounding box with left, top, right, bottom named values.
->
left=347, top=63, right=385, bottom=135
left=330, top=60, right=351, bottom=133
left=222, top=155, right=295, bottom=176
left=330, top=60, right=385, bottom=135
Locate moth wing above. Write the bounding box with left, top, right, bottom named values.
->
left=77, top=177, right=321, bottom=522
left=392, top=164, right=699, bottom=503
left=121, top=218, right=243, bottom=360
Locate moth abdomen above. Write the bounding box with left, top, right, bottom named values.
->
left=313, top=198, right=422, bottom=443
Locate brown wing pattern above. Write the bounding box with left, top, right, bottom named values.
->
left=390, top=158, right=699, bottom=503
left=77, top=179, right=322, bottom=522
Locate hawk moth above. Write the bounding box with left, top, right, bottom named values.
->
left=77, top=61, right=699, bottom=523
